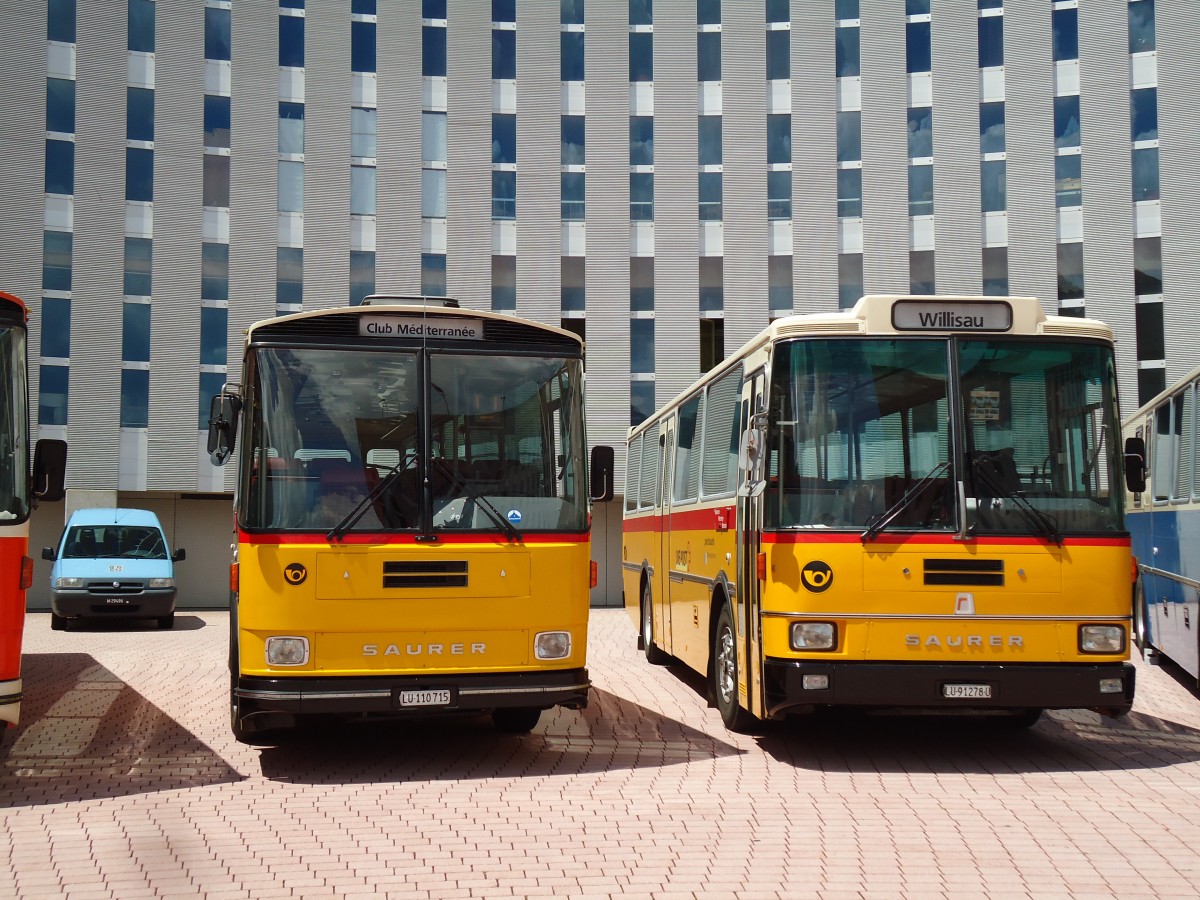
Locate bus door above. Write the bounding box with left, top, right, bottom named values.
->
left=737, top=371, right=766, bottom=719
left=658, top=424, right=675, bottom=655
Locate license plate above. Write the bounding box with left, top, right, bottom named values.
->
left=943, top=683, right=992, bottom=699
left=398, top=689, right=452, bottom=708
left=105, top=598, right=129, bottom=605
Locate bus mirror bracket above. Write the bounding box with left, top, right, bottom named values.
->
left=31, top=438, right=67, bottom=504
left=590, top=445, right=615, bottom=502
left=1123, top=436, right=1147, bottom=493
left=207, top=388, right=243, bottom=466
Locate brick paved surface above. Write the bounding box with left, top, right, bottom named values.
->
left=3, top=609, right=1200, bottom=899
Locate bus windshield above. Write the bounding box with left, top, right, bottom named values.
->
left=0, top=325, right=29, bottom=522
left=767, top=337, right=1123, bottom=536
left=240, top=346, right=588, bottom=534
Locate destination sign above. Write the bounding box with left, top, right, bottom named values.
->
left=892, top=300, right=1012, bottom=332
left=359, top=316, right=485, bottom=340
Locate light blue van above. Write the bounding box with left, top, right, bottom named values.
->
left=42, top=508, right=185, bottom=631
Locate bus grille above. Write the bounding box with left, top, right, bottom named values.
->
left=923, top=558, right=1004, bottom=586
left=383, top=560, right=468, bottom=589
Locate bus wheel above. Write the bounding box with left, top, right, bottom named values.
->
left=713, top=604, right=756, bottom=733
left=642, top=580, right=669, bottom=665
left=995, top=708, right=1043, bottom=729
left=493, top=707, right=541, bottom=733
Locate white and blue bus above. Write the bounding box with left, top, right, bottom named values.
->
left=1124, top=365, right=1200, bottom=684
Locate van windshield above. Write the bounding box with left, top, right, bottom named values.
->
left=62, top=525, right=167, bottom=560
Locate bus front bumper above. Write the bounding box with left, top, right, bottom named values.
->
left=763, top=660, right=1136, bottom=719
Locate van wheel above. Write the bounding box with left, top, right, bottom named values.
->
left=492, top=707, right=541, bottom=733
left=50, top=612, right=67, bottom=631
left=157, top=614, right=174, bottom=630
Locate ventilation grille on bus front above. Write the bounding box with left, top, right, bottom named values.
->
left=923, top=558, right=1004, bottom=586
left=383, top=560, right=468, bottom=588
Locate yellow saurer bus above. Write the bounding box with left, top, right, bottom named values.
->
left=209, top=297, right=612, bottom=743
left=624, top=295, right=1137, bottom=731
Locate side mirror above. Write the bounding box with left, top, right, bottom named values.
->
left=207, top=390, right=242, bottom=466
left=738, top=413, right=768, bottom=497
left=1124, top=436, right=1147, bottom=493
left=41, top=547, right=56, bottom=561
left=172, top=548, right=186, bottom=563
left=31, top=438, right=67, bottom=502
left=589, top=445, right=615, bottom=502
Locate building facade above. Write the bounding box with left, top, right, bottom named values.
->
left=1, top=0, right=1194, bottom=608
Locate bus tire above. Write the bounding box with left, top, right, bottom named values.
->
left=492, top=707, right=541, bottom=733
left=713, top=604, right=756, bottom=733
left=642, top=580, right=669, bottom=665
left=998, top=708, right=1043, bottom=729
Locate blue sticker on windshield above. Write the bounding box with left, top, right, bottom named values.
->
left=506, top=509, right=523, bottom=525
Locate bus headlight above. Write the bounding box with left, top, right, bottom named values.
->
left=534, top=631, right=572, bottom=660
left=54, top=577, right=84, bottom=589
left=265, top=636, right=310, bottom=666
left=790, top=622, right=837, bottom=651
left=148, top=578, right=175, bottom=589
left=1079, top=625, right=1125, bottom=654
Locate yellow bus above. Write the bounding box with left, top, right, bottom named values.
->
left=208, top=297, right=612, bottom=743
left=623, top=295, right=1137, bottom=731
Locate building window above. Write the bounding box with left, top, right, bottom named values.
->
left=201, top=243, right=229, bottom=301
left=700, top=319, right=724, bottom=373
left=562, top=32, right=585, bottom=81
left=1131, top=88, right=1158, bottom=142
left=350, top=251, right=375, bottom=306
left=1057, top=243, right=1084, bottom=302
left=981, top=160, right=1006, bottom=212
left=127, top=87, right=154, bottom=142
left=699, top=172, right=722, bottom=221
left=906, top=21, right=931, bottom=74
left=562, top=0, right=585, bottom=26
left=280, top=14, right=304, bottom=67
left=126, top=148, right=153, bottom=202
left=562, top=257, right=585, bottom=312
left=836, top=0, right=858, bottom=16
left=45, top=140, right=74, bottom=195
left=123, top=237, right=152, bottom=297
left=352, top=21, right=377, bottom=73
left=200, top=306, right=228, bottom=367
left=982, top=246, right=1008, bottom=296
left=423, top=111, right=447, bottom=163
left=836, top=25, right=860, bottom=77
left=205, top=6, right=231, bottom=61
left=492, top=255, right=516, bottom=311
left=837, top=168, right=862, bottom=217
left=698, top=32, right=721, bottom=82
left=350, top=165, right=376, bottom=215
left=46, top=78, right=75, bottom=134
left=837, top=111, right=861, bottom=162
left=279, top=102, right=305, bottom=154
left=120, top=370, right=150, bottom=429
left=1054, top=95, right=1080, bottom=149
left=42, top=231, right=72, bottom=293
left=768, top=170, right=791, bottom=221
left=698, top=0, right=720, bottom=25
left=492, top=171, right=516, bottom=219
left=122, top=301, right=151, bottom=362
left=204, top=154, right=230, bottom=207
left=699, top=256, right=723, bottom=313
left=698, top=116, right=722, bottom=166
left=630, top=173, right=654, bottom=221
left=424, top=1, right=446, bottom=19
left=423, top=26, right=447, bottom=77
left=767, top=115, right=791, bottom=164
left=205, top=95, right=230, bottom=149
left=630, top=33, right=653, bottom=82
left=838, top=253, right=863, bottom=309
left=493, top=29, right=515, bottom=80
left=1132, top=147, right=1159, bottom=201
left=562, top=115, right=585, bottom=165
left=492, top=113, right=516, bottom=164
left=630, top=117, right=654, bottom=165
left=422, top=168, right=446, bottom=218
left=767, top=0, right=789, bottom=23
left=421, top=253, right=446, bottom=296
left=766, top=29, right=789, bottom=80
left=631, top=382, right=655, bottom=428
left=1052, top=7, right=1078, bottom=62
left=907, top=107, right=932, bottom=158
left=128, top=0, right=154, bottom=53
left=39, top=365, right=69, bottom=427
left=1135, top=237, right=1163, bottom=296
left=1054, top=155, right=1081, bottom=208
left=908, top=164, right=933, bottom=215
left=631, top=257, right=654, bottom=311
left=980, top=102, right=1005, bottom=154
left=277, top=247, right=303, bottom=305
left=630, top=0, right=653, bottom=26
left=1135, top=302, right=1163, bottom=358
left=979, top=15, right=1003, bottom=68
left=910, top=250, right=935, bottom=294
left=279, top=160, right=304, bottom=212
left=562, top=172, right=585, bottom=220
left=1129, top=0, right=1156, bottom=53
left=631, top=319, right=654, bottom=374
left=351, top=107, right=376, bottom=159
left=40, top=299, right=70, bottom=358
left=47, top=0, right=76, bottom=43
left=769, top=256, right=792, bottom=316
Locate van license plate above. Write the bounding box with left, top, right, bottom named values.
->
left=398, top=689, right=452, bottom=708
left=943, top=684, right=991, bottom=699
left=105, top=598, right=129, bottom=605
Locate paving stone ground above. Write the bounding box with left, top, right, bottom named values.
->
left=3, top=608, right=1200, bottom=899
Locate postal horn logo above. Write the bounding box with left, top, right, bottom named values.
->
left=800, top=560, right=833, bottom=593
left=283, top=563, right=308, bottom=586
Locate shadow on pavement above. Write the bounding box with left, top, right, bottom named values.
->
left=1, top=653, right=242, bottom=808
left=57, top=614, right=208, bottom=633
left=256, top=686, right=742, bottom=784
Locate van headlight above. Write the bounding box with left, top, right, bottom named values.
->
left=1079, top=625, right=1125, bottom=654
left=534, top=631, right=572, bottom=660
left=148, top=578, right=175, bottom=589
left=790, top=622, right=837, bottom=651
left=265, top=636, right=310, bottom=666
left=54, top=577, right=84, bottom=589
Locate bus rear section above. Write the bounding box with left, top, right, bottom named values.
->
left=212, top=301, right=608, bottom=742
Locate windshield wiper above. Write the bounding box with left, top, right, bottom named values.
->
left=430, top=458, right=521, bottom=542
left=862, top=461, right=951, bottom=543
left=970, top=453, right=1062, bottom=546
left=327, top=464, right=404, bottom=542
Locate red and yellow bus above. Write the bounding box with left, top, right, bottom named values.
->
left=624, top=295, right=1137, bottom=731
left=1, top=291, right=66, bottom=727
left=208, top=297, right=612, bottom=743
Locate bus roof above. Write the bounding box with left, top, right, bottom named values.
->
left=1122, top=363, right=1200, bottom=427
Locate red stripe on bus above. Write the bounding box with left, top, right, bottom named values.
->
left=761, top=532, right=1130, bottom=547
left=237, top=530, right=589, bottom=545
